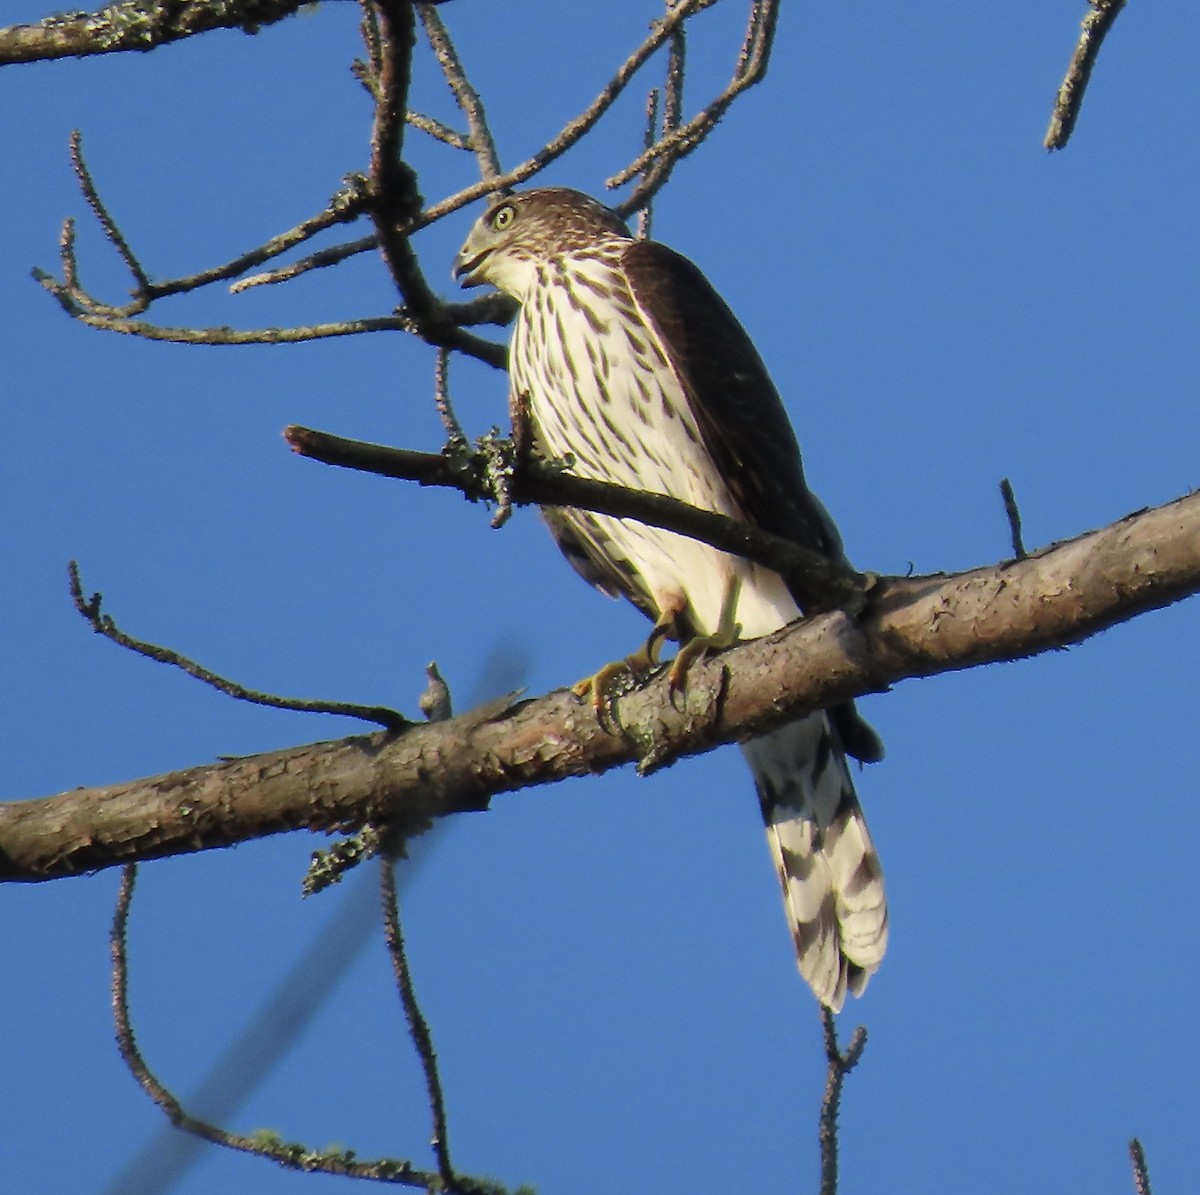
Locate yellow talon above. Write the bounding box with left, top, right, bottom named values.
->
left=667, top=576, right=743, bottom=696
left=573, top=577, right=742, bottom=727
left=573, top=609, right=680, bottom=732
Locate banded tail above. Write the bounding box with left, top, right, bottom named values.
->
left=742, top=712, right=888, bottom=1011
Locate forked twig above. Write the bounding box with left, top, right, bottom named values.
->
left=70, top=129, right=148, bottom=296
left=818, top=1008, right=868, bottom=1195
left=33, top=2, right=771, bottom=378
left=418, top=4, right=502, bottom=183
left=415, top=0, right=715, bottom=228
left=110, top=864, right=440, bottom=1186
left=613, top=0, right=780, bottom=214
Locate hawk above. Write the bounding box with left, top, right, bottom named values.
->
left=454, top=188, right=887, bottom=1010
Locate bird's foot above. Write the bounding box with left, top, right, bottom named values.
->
left=666, top=577, right=742, bottom=701
left=572, top=612, right=678, bottom=733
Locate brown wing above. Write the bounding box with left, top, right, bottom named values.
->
left=623, top=240, right=883, bottom=764
left=621, top=239, right=842, bottom=562
left=538, top=503, right=660, bottom=621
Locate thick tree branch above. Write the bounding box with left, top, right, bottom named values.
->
left=0, top=0, right=308, bottom=66
left=3, top=490, right=1197, bottom=883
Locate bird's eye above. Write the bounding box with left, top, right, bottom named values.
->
left=491, top=203, right=516, bottom=231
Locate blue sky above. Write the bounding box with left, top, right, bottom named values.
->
left=4, top=2, right=1199, bottom=1192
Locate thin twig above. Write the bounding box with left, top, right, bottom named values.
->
left=70, top=129, right=149, bottom=296
left=818, top=1008, right=868, bottom=1195
left=636, top=88, right=661, bottom=240
left=663, top=11, right=687, bottom=136
left=380, top=860, right=456, bottom=1189
left=32, top=287, right=410, bottom=342
left=43, top=142, right=369, bottom=315
left=36, top=256, right=508, bottom=364
left=406, top=110, right=471, bottom=150
left=284, top=425, right=867, bottom=612
left=58, top=217, right=79, bottom=291
left=999, top=477, right=1027, bottom=560
left=69, top=561, right=408, bottom=731
left=433, top=348, right=467, bottom=446
left=230, top=233, right=378, bottom=293
left=415, top=0, right=711, bottom=229
left=1044, top=0, right=1128, bottom=151
left=109, top=862, right=446, bottom=1186
left=1129, top=1138, right=1152, bottom=1195
left=418, top=4, right=503, bottom=183
left=612, top=0, right=780, bottom=214
left=34, top=0, right=762, bottom=369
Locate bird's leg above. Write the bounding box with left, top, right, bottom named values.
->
left=572, top=606, right=681, bottom=731
left=627, top=610, right=678, bottom=674
left=667, top=574, right=742, bottom=696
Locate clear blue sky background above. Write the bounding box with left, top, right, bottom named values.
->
left=4, top=2, right=1198, bottom=1192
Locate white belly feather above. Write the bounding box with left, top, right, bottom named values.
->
left=512, top=256, right=799, bottom=639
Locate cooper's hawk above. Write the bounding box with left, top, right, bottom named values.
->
left=454, top=188, right=887, bottom=1010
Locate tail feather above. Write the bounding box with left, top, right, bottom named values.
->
left=742, top=712, right=888, bottom=1011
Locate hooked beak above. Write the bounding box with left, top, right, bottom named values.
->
left=452, top=244, right=490, bottom=288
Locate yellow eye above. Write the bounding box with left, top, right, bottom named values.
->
left=491, top=203, right=516, bottom=231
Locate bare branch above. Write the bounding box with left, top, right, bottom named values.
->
left=1045, top=0, right=1128, bottom=151
left=432, top=349, right=468, bottom=447
left=28, top=1, right=766, bottom=370
left=613, top=0, right=780, bottom=215
left=283, top=424, right=866, bottom=610
left=37, top=146, right=369, bottom=315
left=417, top=3, right=502, bottom=182
left=1129, top=1138, right=1152, bottom=1195
left=636, top=87, right=661, bottom=240
left=818, top=1008, right=868, bottom=1195
left=6, top=489, right=1199, bottom=882
left=415, top=0, right=713, bottom=229
left=109, top=863, right=473, bottom=1187
left=406, top=110, right=471, bottom=150
left=0, top=0, right=310, bottom=66
left=69, top=561, right=408, bottom=731
left=31, top=285, right=410, bottom=344
left=70, top=129, right=149, bottom=296
left=230, top=233, right=378, bottom=293
left=999, top=477, right=1027, bottom=560
left=364, top=1, right=509, bottom=364
left=380, top=862, right=456, bottom=1188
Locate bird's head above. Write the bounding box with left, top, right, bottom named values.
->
left=453, top=187, right=631, bottom=300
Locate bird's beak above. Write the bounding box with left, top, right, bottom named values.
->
left=452, top=235, right=489, bottom=288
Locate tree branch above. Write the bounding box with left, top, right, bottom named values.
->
left=1044, top=0, right=1128, bottom=151
left=819, top=1008, right=868, bottom=1195
left=4, top=489, right=1198, bottom=883
left=0, top=0, right=309, bottom=66
left=110, top=862, right=489, bottom=1189
left=1129, top=1138, right=1152, bottom=1195
left=283, top=424, right=867, bottom=611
